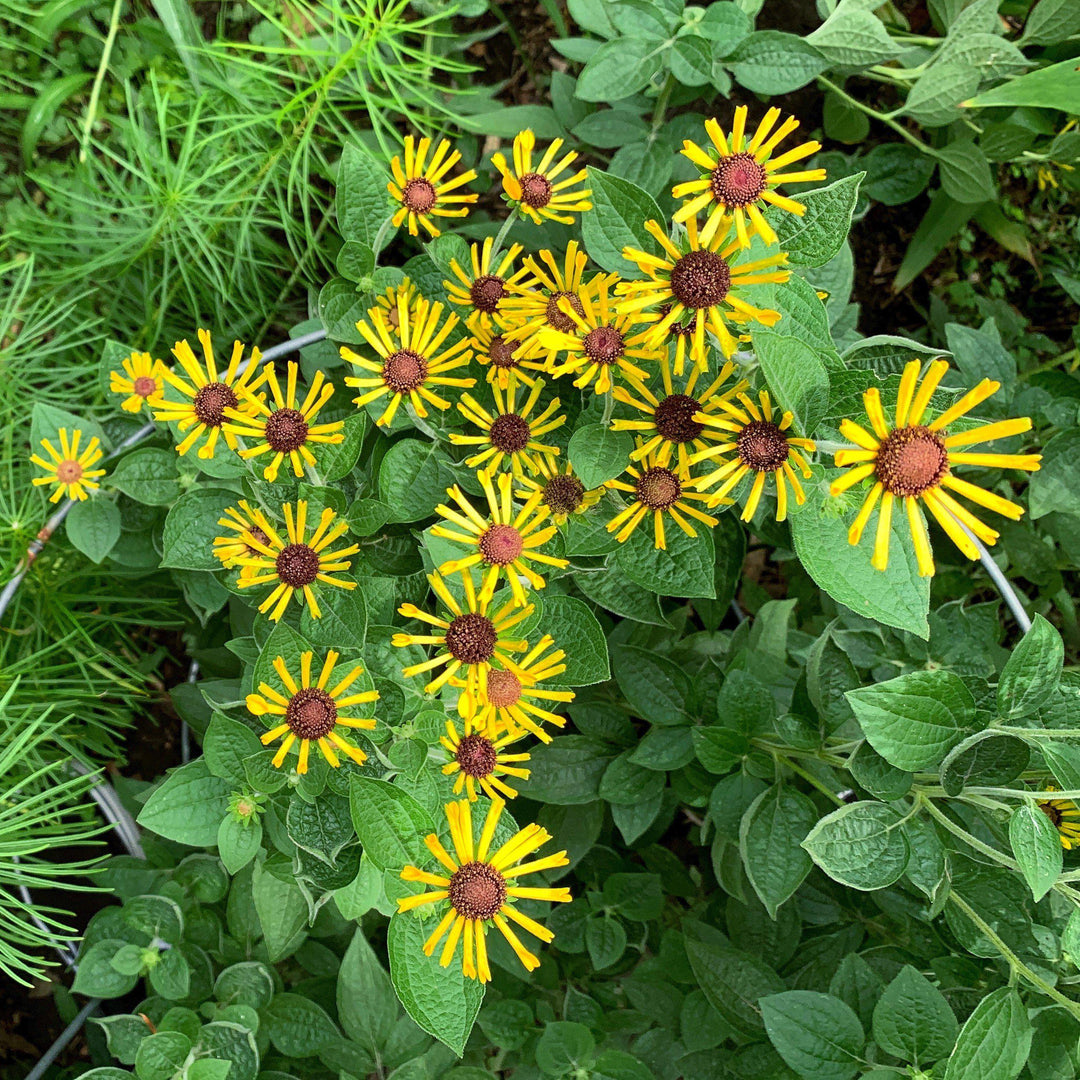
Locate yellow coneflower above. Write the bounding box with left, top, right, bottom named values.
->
left=30, top=428, right=106, bottom=503
left=153, top=330, right=267, bottom=459
left=1037, top=788, right=1080, bottom=850
left=689, top=389, right=815, bottom=523
left=617, top=216, right=789, bottom=367
left=612, top=355, right=747, bottom=476
left=389, top=136, right=479, bottom=238
left=449, top=379, right=566, bottom=478
left=515, top=453, right=604, bottom=525
left=537, top=275, right=662, bottom=395
left=227, top=500, right=359, bottom=621
left=110, top=351, right=165, bottom=413
left=830, top=359, right=1041, bottom=576
left=455, top=635, right=575, bottom=744
left=440, top=718, right=531, bottom=801
left=343, top=295, right=475, bottom=427
left=246, top=650, right=378, bottom=774
left=491, top=130, right=591, bottom=226
left=606, top=441, right=720, bottom=551
left=444, top=239, right=534, bottom=329
left=213, top=500, right=272, bottom=580
left=431, top=471, right=568, bottom=608
left=392, top=569, right=533, bottom=700
left=468, top=317, right=549, bottom=391
left=673, top=106, right=827, bottom=247
left=373, top=278, right=422, bottom=330
left=398, top=796, right=572, bottom=981
left=223, top=362, right=345, bottom=481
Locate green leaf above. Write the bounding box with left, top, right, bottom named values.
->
left=218, top=816, right=262, bottom=875
left=518, top=736, right=613, bottom=805
left=740, top=784, right=816, bottom=917
left=1019, top=0, right=1080, bottom=45
left=846, top=669, right=975, bottom=771
left=338, top=143, right=395, bottom=252
left=73, top=940, right=139, bottom=999
left=905, top=63, right=981, bottom=128
left=135, top=1031, right=192, bottom=1080
left=936, top=140, right=995, bottom=204
left=251, top=861, right=307, bottom=961
left=760, top=991, right=864, bottom=1080
left=110, top=447, right=181, bottom=505
left=214, top=961, right=275, bottom=1009
left=161, top=488, right=239, bottom=571
left=287, top=792, right=353, bottom=866
left=802, top=802, right=910, bottom=891
left=580, top=167, right=664, bottom=276
left=751, top=329, right=830, bottom=436
left=670, top=34, right=713, bottom=86
left=536, top=593, right=610, bottom=686
left=1029, top=429, right=1080, bottom=518
left=614, top=520, right=716, bottom=598
left=575, top=39, right=663, bottom=102
left=872, top=966, right=958, bottom=1066
left=1009, top=802, right=1063, bottom=902
left=998, top=614, right=1063, bottom=718
left=568, top=424, right=632, bottom=488
left=586, top=916, right=627, bottom=969
left=123, top=895, right=183, bottom=944
left=965, top=57, right=1080, bottom=113
left=939, top=730, right=1029, bottom=796
left=387, top=910, right=485, bottom=1055
left=66, top=497, right=121, bottom=564
left=338, top=928, right=396, bottom=1053
left=862, top=144, right=937, bottom=206
left=770, top=173, right=865, bottom=268
left=378, top=439, right=459, bottom=524
left=136, top=759, right=230, bottom=846
left=458, top=104, right=563, bottom=139
left=612, top=645, right=691, bottom=726
left=194, top=1023, right=259, bottom=1080
left=789, top=472, right=930, bottom=639
left=728, top=31, right=828, bottom=94
left=683, top=920, right=785, bottom=1037
left=806, top=1, right=902, bottom=68
left=536, top=1022, right=596, bottom=1076
left=204, top=713, right=263, bottom=784
left=894, top=188, right=978, bottom=291
left=349, top=777, right=434, bottom=870
left=21, top=71, right=93, bottom=168
left=94, top=1015, right=149, bottom=1065
left=944, top=987, right=1031, bottom=1080
left=264, top=993, right=338, bottom=1057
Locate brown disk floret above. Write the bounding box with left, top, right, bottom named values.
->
left=543, top=475, right=585, bottom=516
left=710, top=152, right=769, bottom=207
left=654, top=394, right=705, bottom=443
left=874, top=426, right=949, bottom=497
left=478, top=524, right=524, bottom=566
left=444, top=613, right=498, bottom=664
left=56, top=460, right=83, bottom=483
left=636, top=467, right=681, bottom=510
left=275, top=543, right=320, bottom=587
left=488, top=336, right=521, bottom=370
left=285, top=687, right=338, bottom=739
left=134, top=376, right=158, bottom=397
left=265, top=408, right=310, bottom=453
left=455, top=733, right=498, bottom=778
left=382, top=349, right=428, bottom=393
left=486, top=668, right=522, bottom=707
left=448, top=861, right=507, bottom=919
left=489, top=413, right=531, bottom=453
left=737, top=420, right=790, bottom=473
left=583, top=325, right=625, bottom=365
left=193, top=382, right=239, bottom=426
left=519, top=173, right=553, bottom=209
left=402, top=178, right=437, bottom=213
left=545, top=291, right=585, bottom=332
left=470, top=275, right=506, bottom=313
left=669, top=250, right=732, bottom=310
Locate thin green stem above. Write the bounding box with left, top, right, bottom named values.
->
left=776, top=754, right=845, bottom=806
left=371, top=213, right=396, bottom=266
left=79, top=0, right=125, bottom=164
left=601, top=390, right=614, bottom=427
left=816, top=76, right=931, bottom=154
left=650, top=73, right=676, bottom=134
left=489, top=212, right=519, bottom=263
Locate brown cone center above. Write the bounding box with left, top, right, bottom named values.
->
left=479, top=523, right=524, bottom=566
left=193, top=382, right=239, bottom=427
left=445, top=613, right=498, bottom=664
left=1041, top=802, right=1064, bottom=828
left=670, top=250, right=731, bottom=310
left=654, top=394, right=704, bottom=443
left=133, top=375, right=157, bottom=397
left=402, top=177, right=437, bottom=214
left=737, top=420, right=790, bottom=473
left=543, top=474, right=585, bottom=516
left=489, top=413, right=531, bottom=453
left=448, top=861, right=507, bottom=920
left=470, top=275, right=506, bottom=313
left=276, top=543, right=320, bottom=587
left=519, top=173, right=552, bottom=209
left=56, top=459, right=83, bottom=483
left=285, top=686, right=338, bottom=740
left=488, top=335, right=520, bottom=370
left=486, top=668, right=522, bottom=708
left=711, top=152, right=769, bottom=207
left=546, top=291, right=585, bottom=333
left=246, top=526, right=270, bottom=556
left=383, top=349, right=428, bottom=394
left=875, top=426, right=949, bottom=497
left=636, top=467, right=681, bottom=510
left=265, top=408, right=309, bottom=453
left=583, top=325, right=624, bottom=365
left=455, top=733, right=498, bottom=778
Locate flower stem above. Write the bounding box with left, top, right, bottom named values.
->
left=489, top=212, right=519, bottom=263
